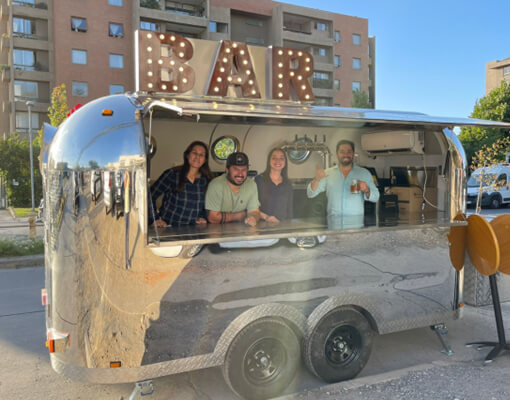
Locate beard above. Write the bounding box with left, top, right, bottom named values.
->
left=340, top=157, right=353, bottom=167
left=226, top=172, right=245, bottom=186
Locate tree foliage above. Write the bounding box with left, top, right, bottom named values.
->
left=459, top=81, right=510, bottom=167
left=351, top=90, right=372, bottom=109
left=0, top=134, right=42, bottom=207
left=48, top=83, right=69, bottom=127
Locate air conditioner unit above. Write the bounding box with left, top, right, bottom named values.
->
left=361, top=131, right=424, bottom=155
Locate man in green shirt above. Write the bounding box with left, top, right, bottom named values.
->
left=206, top=152, right=260, bottom=226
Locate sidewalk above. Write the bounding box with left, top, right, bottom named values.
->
left=284, top=302, right=510, bottom=399
left=0, top=209, right=44, bottom=268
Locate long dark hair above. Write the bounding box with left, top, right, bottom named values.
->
left=262, top=148, right=289, bottom=183
left=175, top=141, right=213, bottom=192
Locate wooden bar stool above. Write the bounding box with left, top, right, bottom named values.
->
left=465, top=214, right=510, bottom=363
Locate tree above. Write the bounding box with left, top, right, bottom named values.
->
left=469, top=136, right=510, bottom=213
left=458, top=81, right=510, bottom=168
left=0, top=134, right=42, bottom=207
left=48, top=83, right=69, bottom=127
left=351, top=90, right=372, bottom=109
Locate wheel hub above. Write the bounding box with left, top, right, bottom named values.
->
left=244, top=338, right=285, bottom=384
left=325, top=325, right=361, bottom=366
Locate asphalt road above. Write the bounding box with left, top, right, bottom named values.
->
left=1, top=267, right=510, bottom=400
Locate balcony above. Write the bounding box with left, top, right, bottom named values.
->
left=13, top=35, right=49, bottom=50
left=312, top=78, right=333, bottom=90
left=1, top=66, right=10, bottom=82
left=13, top=68, right=51, bottom=81
left=14, top=98, right=49, bottom=113
left=283, top=22, right=311, bottom=35
left=1, top=36, right=10, bottom=53
left=1, top=0, right=8, bottom=20
left=2, top=101, right=11, bottom=113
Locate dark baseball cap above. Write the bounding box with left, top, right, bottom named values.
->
left=226, top=152, right=249, bottom=167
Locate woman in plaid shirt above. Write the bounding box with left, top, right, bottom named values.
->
left=150, top=141, right=213, bottom=227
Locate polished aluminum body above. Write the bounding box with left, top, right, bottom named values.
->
left=41, top=93, right=510, bottom=383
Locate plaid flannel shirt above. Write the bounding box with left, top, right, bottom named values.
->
left=150, top=168, right=208, bottom=226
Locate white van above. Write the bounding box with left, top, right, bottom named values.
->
left=466, top=164, right=510, bottom=208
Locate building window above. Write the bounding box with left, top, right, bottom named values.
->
left=315, top=22, right=327, bottom=31
left=71, top=49, right=87, bottom=65
left=313, top=47, right=327, bottom=57
left=71, top=17, right=87, bottom=33
left=14, top=80, right=38, bottom=100
left=334, top=55, right=341, bottom=67
left=334, top=79, right=340, bottom=90
left=334, top=30, right=341, bottom=42
left=209, top=21, right=228, bottom=33
left=352, top=58, right=362, bottom=69
left=13, top=17, right=34, bottom=37
left=108, top=0, right=122, bottom=6
left=352, top=81, right=361, bottom=92
left=13, top=49, right=35, bottom=70
left=109, top=54, right=124, bottom=69
left=109, top=84, right=124, bottom=94
left=352, top=34, right=361, bottom=45
left=245, top=18, right=263, bottom=27
left=312, top=72, right=331, bottom=89
left=72, top=81, right=88, bottom=97
left=140, top=20, right=159, bottom=32
left=504, top=66, right=510, bottom=76
left=15, top=111, right=39, bottom=134
left=165, top=1, right=203, bottom=17
left=109, top=23, right=124, bottom=37
left=13, top=0, right=35, bottom=5
left=246, top=37, right=264, bottom=45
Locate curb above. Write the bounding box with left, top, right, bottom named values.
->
left=0, top=254, right=44, bottom=269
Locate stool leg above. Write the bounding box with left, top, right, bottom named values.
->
left=465, top=274, right=510, bottom=363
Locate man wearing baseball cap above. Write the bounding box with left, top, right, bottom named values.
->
left=206, top=152, right=260, bottom=226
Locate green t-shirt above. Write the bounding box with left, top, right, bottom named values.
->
left=205, top=174, right=260, bottom=213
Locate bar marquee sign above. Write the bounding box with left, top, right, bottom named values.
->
left=136, top=31, right=315, bottom=102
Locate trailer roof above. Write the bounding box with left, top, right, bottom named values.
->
left=133, top=94, right=510, bottom=129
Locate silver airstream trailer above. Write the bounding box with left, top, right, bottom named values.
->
left=40, top=33, right=510, bottom=400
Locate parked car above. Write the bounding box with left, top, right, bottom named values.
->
left=466, top=163, right=510, bottom=208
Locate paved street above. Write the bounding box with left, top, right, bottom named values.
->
left=1, top=208, right=510, bottom=399
left=1, top=266, right=510, bottom=400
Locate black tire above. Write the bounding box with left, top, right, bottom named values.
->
left=490, top=195, right=501, bottom=209
left=304, top=307, right=373, bottom=383
left=223, top=318, right=300, bottom=400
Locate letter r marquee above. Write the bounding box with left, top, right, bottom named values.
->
left=271, top=47, right=314, bottom=102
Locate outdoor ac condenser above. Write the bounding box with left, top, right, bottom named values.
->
left=361, top=131, right=424, bottom=154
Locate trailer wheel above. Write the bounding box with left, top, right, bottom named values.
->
left=304, top=307, right=372, bottom=383
left=223, top=318, right=300, bottom=400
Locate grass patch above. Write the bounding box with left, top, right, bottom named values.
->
left=0, top=236, right=44, bottom=257
left=13, top=208, right=37, bottom=218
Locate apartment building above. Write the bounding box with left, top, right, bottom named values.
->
left=486, top=57, right=510, bottom=94
left=210, top=0, right=374, bottom=107
left=0, top=0, right=53, bottom=138
left=0, top=0, right=375, bottom=137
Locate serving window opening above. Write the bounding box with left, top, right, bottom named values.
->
left=144, top=107, right=451, bottom=248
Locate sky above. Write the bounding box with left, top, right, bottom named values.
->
left=280, top=0, right=510, bottom=118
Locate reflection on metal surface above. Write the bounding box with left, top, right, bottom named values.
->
left=212, top=136, right=239, bottom=162
left=41, top=92, right=510, bottom=385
